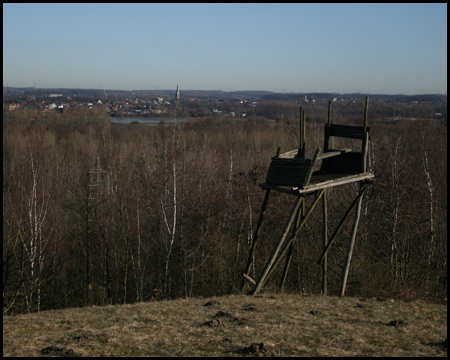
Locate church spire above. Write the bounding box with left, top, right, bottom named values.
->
left=175, top=85, right=180, bottom=100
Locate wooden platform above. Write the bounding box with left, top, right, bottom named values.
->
left=262, top=172, right=373, bottom=194
left=262, top=147, right=374, bottom=195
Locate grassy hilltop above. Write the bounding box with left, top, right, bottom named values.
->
left=3, top=294, right=447, bottom=357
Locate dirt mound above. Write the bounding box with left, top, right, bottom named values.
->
left=233, top=316, right=249, bottom=325
left=213, top=311, right=234, bottom=319
left=201, top=318, right=226, bottom=328
left=40, top=345, right=81, bottom=357
left=206, top=311, right=250, bottom=326
left=309, top=310, right=323, bottom=316
left=204, top=300, right=221, bottom=306
left=387, top=319, right=407, bottom=327
left=72, top=331, right=96, bottom=341
left=242, top=342, right=283, bottom=357
left=243, top=304, right=258, bottom=312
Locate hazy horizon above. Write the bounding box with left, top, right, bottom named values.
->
left=3, top=4, right=447, bottom=95
left=3, top=85, right=447, bottom=97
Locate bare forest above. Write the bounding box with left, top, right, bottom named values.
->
left=3, top=102, right=447, bottom=314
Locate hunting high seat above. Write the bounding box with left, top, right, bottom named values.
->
left=243, top=98, right=375, bottom=297
left=262, top=103, right=373, bottom=195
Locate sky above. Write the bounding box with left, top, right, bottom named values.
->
left=3, top=3, right=447, bottom=95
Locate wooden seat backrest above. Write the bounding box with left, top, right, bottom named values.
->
left=322, top=124, right=370, bottom=174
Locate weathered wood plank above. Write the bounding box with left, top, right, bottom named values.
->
left=279, top=149, right=298, bottom=158
left=326, top=124, right=370, bottom=140
left=260, top=184, right=303, bottom=196
left=317, top=148, right=352, bottom=160
left=265, top=157, right=314, bottom=187
left=297, top=172, right=374, bottom=193
left=241, top=272, right=256, bottom=285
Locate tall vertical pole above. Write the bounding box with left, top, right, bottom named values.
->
left=249, top=196, right=303, bottom=295
left=302, top=108, right=306, bottom=157
left=327, top=101, right=332, bottom=126
left=324, top=101, right=332, bottom=152
left=340, top=184, right=364, bottom=297
left=254, top=189, right=325, bottom=295
left=298, top=107, right=305, bottom=158
left=280, top=197, right=304, bottom=289
left=241, top=147, right=280, bottom=289
left=363, top=96, right=369, bottom=132
left=362, top=97, right=370, bottom=173
left=340, top=96, right=369, bottom=297
left=322, top=189, right=328, bottom=295
left=242, top=189, right=271, bottom=283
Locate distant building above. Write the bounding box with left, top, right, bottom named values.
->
left=175, top=85, right=180, bottom=100
left=9, top=103, right=21, bottom=110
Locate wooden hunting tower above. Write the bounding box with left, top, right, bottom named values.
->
left=242, top=97, right=374, bottom=296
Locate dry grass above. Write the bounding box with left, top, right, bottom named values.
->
left=3, top=294, right=447, bottom=357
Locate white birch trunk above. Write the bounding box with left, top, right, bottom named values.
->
left=22, top=145, right=50, bottom=312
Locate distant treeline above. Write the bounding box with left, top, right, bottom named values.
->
left=261, top=93, right=447, bottom=103
left=3, top=86, right=447, bottom=103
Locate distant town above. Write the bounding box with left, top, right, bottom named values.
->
left=3, top=86, right=447, bottom=120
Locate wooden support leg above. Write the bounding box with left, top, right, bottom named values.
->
left=279, top=243, right=294, bottom=290
left=262, top=189, right=325, bottom=290
left=248, top=196, right=303, bottom=295
left=340, top=184, right=365, bottom=297
left=322, top=189, right=328, bottom=296
left=241, top=188, right=271, bottom=289
left=280, top=197, right=304, bottom=289
left=250, top=189, right=325, bottom=295
left=317, top=186, right=367, bottom=265
left=242, top=147, right=281, bottom=290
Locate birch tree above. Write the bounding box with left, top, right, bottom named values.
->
left=416, top=120, right=446, bottom=290
left=159, top=124, right=187, bottom=298
left=20, top=143, right=52, bottom=312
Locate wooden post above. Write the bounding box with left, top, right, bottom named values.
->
left=317, top=186, right=367, bottom=265
left=298, top=107, right=305, bottom=158
left=242, top=147, right=281, bottom=286
left=280, top=197, right=304, bottom=289
left=302, top=107, right=306, bottom=155
left=327, top=100, right=332, bottom=126
left=340, top=97, right=369, bottom=297
left=248, top=196, right=303, bottom=295
left=363, top=96, right=369, bottom=132
left=324, top=101, right=332, bottom=153
left=340, top=183, right=365, bottom=297
left=241, top=188, right=271, bottom=289
left=361, top=97, right=369, bottom=173
left=322, top=189, right=328, bottom=295
left=257, top=189, right=326, bottom=293
left=361, top=131, right=369, bottom=173
left=241, top=272, right=256, bottom=285
left=304, top=148, right=320, bottom=186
